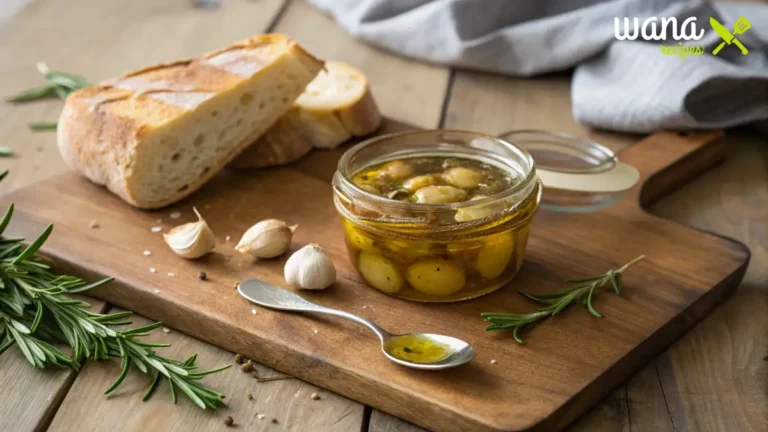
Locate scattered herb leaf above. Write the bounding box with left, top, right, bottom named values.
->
left=28, top=122, right=58, bottom=131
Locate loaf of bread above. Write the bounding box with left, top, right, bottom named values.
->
left=57, top=34, right=324, bottom=208
left=232, top=61, right=380, bottom=169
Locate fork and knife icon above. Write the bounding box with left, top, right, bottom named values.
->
left=710, top=16, right=751, bottom=55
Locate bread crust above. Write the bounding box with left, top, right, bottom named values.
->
left=57, top=34, right=323, bottom=208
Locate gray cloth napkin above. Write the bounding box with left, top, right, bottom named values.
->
left=307, top=0, right=768, bottom=133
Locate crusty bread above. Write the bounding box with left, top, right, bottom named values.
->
left=57, top=34, right=323, bottom=209
left=232, top=61, right=380, bottom=169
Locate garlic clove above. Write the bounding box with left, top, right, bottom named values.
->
left=284, top=243, right=336, bottom=290
left=163, top=207, right=216, bottom=259
left=235, top=219, right=297, bottom=259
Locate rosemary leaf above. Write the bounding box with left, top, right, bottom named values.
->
left=5, top=85, right=56, bottom=103
left=28, top=122, right=58, bottom=131
left=0, top=147, right=13, bottom=157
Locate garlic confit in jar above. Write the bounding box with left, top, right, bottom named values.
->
left=332, top=130, right=541, bottom=302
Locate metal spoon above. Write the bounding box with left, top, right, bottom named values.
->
left=238, top=279, right=475, bottom=370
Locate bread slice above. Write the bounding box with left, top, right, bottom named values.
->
left=57, top=34, right=324, bottom=208
left=232, top=61, right=381, bottom=169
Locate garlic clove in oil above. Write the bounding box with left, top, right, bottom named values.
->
left=284, top=243, right=336, bottom=290
left=163, top=207, right=216, bottom=259
left=235, top=219, right=297, bottom=259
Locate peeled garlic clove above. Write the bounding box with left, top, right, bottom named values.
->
left=163, top=207, right=216, bottom=259
left=236, top=219, right=297, bottom=259
left=284, top=243, right=336, bottom=290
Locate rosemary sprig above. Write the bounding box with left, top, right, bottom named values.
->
left=6, top=62, right=89, bottom=103
left=481, top=255, right=645, bottom=343
left=0, top=189, right=230, bottom=408
left=5, top=62, right=90, bottom=130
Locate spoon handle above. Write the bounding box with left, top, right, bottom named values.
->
left=237, top=279, right=390, bottom=341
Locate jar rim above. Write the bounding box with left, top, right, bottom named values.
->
left=334, top=129, right=538, bottom=213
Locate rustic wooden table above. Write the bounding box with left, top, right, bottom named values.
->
left=0, top=1, right=765, bottom=431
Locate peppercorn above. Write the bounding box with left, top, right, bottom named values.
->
left=198, top=271, right=207, bottom=281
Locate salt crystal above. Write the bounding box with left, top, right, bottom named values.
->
left=149, top=268, right=157, bottom=274
left=313, top=329, right=318, bottom=335
left=143, top=250, right=152, bottom=256
left=225, top=236, right=231, bottom=241
left=169, top=211, right=181, bottom=219
left=162, top=327, right=171, bottom=333
left=251, top=309, right=257, bottom=315
left=151, top=226, right=162, bottom=233
left=490, top=359, right=497, bottom=365
left=153, top=289, right=160, bottom=294
left=257, top=414, right=265, bottom=420
left=167, top=272, right=175, bottom=277
left=89, top=219, right=100, bottom=229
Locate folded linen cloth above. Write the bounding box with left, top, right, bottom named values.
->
left=307, top=0, right=768, bottom=133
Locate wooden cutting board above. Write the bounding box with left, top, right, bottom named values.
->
left=0, top=121, right=749, bottom=432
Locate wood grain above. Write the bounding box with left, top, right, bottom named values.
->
left=0, top=297, right=106, bottom=432
left=0, top=127, right=748, bottom=432
left=48, top=309, right=364, bottom=432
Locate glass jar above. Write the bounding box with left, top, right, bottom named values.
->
left=332, top=130, right=542, bottom=302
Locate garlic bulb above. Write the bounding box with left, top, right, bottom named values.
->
left=163, top=207, right=216, bottom=259
left=284, top=244, right=336, bottom=290
left=235, top=219, right=297, bottom=259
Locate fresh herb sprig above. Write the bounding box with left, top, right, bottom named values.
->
left=0, top=186, right=230, bottom=408
left=5, top=62, right=90, bottom=131
left=482, top=255, right=645, bottom=343
left=6, top=62, right=89, bottom=103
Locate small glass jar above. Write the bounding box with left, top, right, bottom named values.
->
left=332, top=130, right=542, bottom=302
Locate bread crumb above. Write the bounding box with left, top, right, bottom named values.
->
left=151, top=226, right=162, bottom=233
left=89, top=219, right=100, bottom=229
left=162, top=327, right=171, bottom=333
left=252, top=309, right=257, bottom=315
left=490, top=359, right=497, bottom=364
left=310, top=393, right=320, bottom=400
left=155, top=218, right=162, bottom=223
left=170, top=211, right=181, bottom=219
left=149, top=267, right=157, bottom=274
left=233, top=281, right=239, bottom=289
left=143, top=250, right=151, bottom=256
left=362, top=306, right=368, bottom=309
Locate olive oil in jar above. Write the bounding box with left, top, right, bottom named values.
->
left=342, top=156, right=538, bottom=302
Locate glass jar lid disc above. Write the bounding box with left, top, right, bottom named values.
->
left=498, top=130, right=640, bottom=213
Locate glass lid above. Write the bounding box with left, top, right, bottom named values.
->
left=498, top=130, right=640, bottom=213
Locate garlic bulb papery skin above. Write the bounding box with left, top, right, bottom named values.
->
left=235, top=219, right=297, bottom=259
left=284, top=243, right=336, bottom=290
left=163, top=207, right=216, bottom=259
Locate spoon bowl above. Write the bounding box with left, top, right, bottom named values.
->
left=238, top=279, right=475, bottom=370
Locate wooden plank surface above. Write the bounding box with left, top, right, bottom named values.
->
left=48, top=309, right=364, bottom=431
